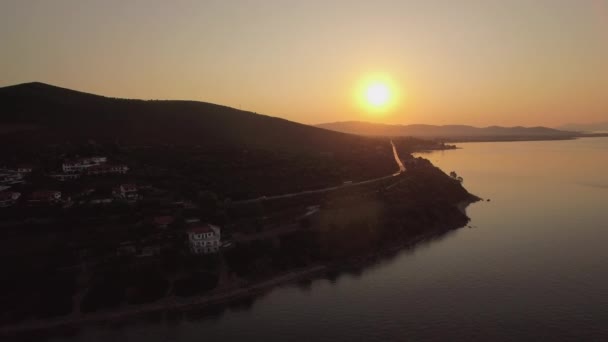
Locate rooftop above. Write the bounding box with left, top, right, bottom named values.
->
left=154, top=216, right=174, bottom=226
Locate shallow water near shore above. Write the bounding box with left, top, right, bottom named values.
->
left=47, top=137, right=608, bottom=342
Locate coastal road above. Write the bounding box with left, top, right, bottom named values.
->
left=391, top=139, right=406, bottom=174
left=235, top=140, right=406, bottom=204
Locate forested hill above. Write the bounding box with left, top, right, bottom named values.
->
left=0, top=82, right=376, bottom=152
left=0, top=82, right=403, bottom=198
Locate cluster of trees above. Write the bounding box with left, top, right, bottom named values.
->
left=449, top=171, right=464, bottom=183
left=81, top=264, right=170, bottom=312
left=0, top=242, right=80, bottom=323
left=224, top=231, right=321, bottom=281
left=125, top=143, right=395, bottom=202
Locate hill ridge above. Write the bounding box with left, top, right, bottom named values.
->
left=316, top=120, right=576, bottom=139
left=0, top=82, right=367, bottom=151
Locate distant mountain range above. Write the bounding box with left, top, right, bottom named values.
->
left=316, top=121, right=580, bottom=141
left=557, top=122, right=608, bottom=133
left=0, top=82, right=379, bottom=153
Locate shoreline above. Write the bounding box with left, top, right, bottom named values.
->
left=0, top=199, right=478, bottom=336
left=441, top=133, right=608, bottom=144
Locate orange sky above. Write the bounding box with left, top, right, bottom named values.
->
left=1, top=0, right=607, bottom=127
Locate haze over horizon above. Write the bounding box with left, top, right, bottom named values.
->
left=2, top=0, right=607, bottom=127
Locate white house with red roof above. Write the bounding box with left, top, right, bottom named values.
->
left=187, top=224, right=221, bottom=254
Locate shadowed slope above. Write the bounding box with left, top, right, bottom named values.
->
left=0, top=82, right=373, bottom=152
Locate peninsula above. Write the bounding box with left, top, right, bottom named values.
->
left=0, top=83, right=477, bottom=334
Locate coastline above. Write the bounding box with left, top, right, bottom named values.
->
left=0, top=198, right=478, bottom=336
left=442, top=133, right=608, bottom=144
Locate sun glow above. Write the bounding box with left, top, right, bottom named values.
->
left=356, top=74, right=401, bottom=116
left=366, top=83, right=390, bottom=107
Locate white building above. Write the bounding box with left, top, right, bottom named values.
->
left=50, top=173, right=81, bottom=181
left=62, top=159, right=95, bottom=173
left=90, top=197, right=114, bottom=205
left=114, top=184, right=139, bottom=201
left=17, top=166, right=33, bottom=174
left=87, top=164, right=129, bottom=175
left=89, top=156, right=107, bottom=164
left=62, top=157, right=107, bottom=173
left=187, top=224, right=221, bottom=254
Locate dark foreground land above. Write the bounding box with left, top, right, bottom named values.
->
left=0, top=82, right=477, bottom=335
left=0, top=143, right=476, bottom=335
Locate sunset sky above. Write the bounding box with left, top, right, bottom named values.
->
left=1, top=0, right=607, bottom=127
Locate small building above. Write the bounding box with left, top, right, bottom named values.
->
left=87, top=164, right=129, bottom=175
left=114, top=184, right=139, bottom=201
left=187, top=224, right=221, bottom=254
left=62, top=159, right=96, bottom=173
left=62, top=156, right=107, bottom=173
left=89, top=156, right=108, bottom=164
left=0, top=191, right=21, bottom=207
left=153, top=216, right=174, bottom=229
left=28, top=191, right=61, bottom=203
left=17, top=165, right=33, bottom=174
left=50, top=173, right=81, bottom=181
left=89, top=196, right=114, bottom=205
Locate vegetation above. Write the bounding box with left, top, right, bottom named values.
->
left=449, top=171, right=464, bottom=183
left=0, top=82, right=477, bottom=329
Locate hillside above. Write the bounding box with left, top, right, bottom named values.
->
left=0, top=82, right=401, bottom=199
left=316, top=121, right=578, bottom=141
left=0, top=82, right=374, bottom=152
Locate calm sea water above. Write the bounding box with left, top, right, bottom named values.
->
left=49, top=138, right=608, bottom=342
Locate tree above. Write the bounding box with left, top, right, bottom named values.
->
left=449, top=171, right=463, bottom=183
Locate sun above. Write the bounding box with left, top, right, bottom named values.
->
left=354, top=74, right=401, bottom=115
left=366, top=83, right=390, bottom=107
